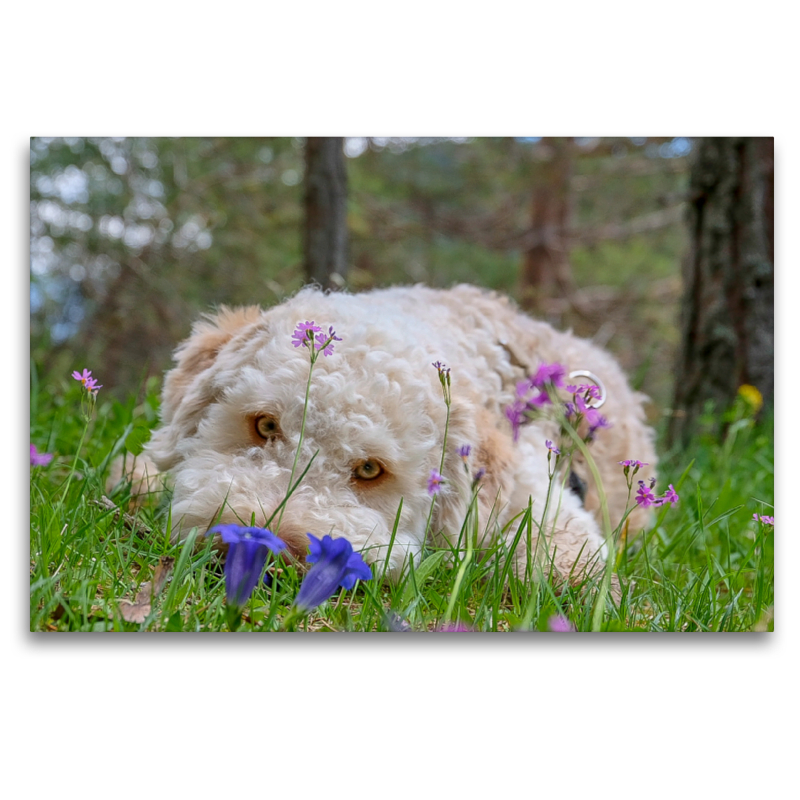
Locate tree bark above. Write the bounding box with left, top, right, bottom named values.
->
left=668, top=137, right=774, bottom=447
left=303, top=137, right=348, bottom=289
left=518, top=137, right=575, bottom=311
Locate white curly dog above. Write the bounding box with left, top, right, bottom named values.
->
left=120, top=284, right=657, bottom=585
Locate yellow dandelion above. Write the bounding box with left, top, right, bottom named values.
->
left=738, top=384, right=763, bottom=413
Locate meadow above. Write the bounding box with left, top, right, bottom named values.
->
left=29, top=351, right=774, bottom=633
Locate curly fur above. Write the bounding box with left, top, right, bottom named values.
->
left=130, top=284, right=657, bottom=584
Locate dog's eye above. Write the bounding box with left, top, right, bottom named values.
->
left=254, top=414, right=280, bottom=441
left=353, top=459, right=384, bottom=481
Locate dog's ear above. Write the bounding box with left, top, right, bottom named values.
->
left=147, top=306, right=264, bottom=470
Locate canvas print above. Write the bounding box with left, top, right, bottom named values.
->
left=29, top=137, right=774, bottom=632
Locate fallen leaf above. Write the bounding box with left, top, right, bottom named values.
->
left=118, top=556, right=175, bottom=623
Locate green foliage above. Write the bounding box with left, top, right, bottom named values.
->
left=31, top=136, right=691, bottom=411
left=30, top=380, right=773, bottom=633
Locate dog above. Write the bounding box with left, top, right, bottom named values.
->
left=118, top=284, right=657, bottom=585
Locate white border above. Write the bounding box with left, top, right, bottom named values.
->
left=8, top=3, right=794, bottom=797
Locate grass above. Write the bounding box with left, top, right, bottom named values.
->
left=29, top=367, right=774, bottom=633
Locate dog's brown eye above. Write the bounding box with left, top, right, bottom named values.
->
left=254, top=414, right=280, bottom=441
left=353, top=459, right=384, bottom=481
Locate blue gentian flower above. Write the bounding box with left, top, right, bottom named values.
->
left=294, top=534, right=372, bottom=612
left=208, top=524, right=287, bottom=607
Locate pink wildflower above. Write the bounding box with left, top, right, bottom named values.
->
left=505, top=402, right=525, bottom=442
left=576, top=394, right=610, bottom=435
left=427, top=469, right=445, bottom=496
left=432, top=361, right=450, bottom=377
left=291, top=321, right=322, bottom=348
left=636, top=480, right=657, bottom=508
left=314, top=326, right=342, bottom=357
left=71, top=368, right=92, bottom=384
left=531, top=362, right=567, bottom=390
left=30, top=444, right=53, bottom=467
left=548, top=615, right=575, bottom=632
left=661, top=484, right=679, bottom=505
left=566, top=383, right=601, bottom=400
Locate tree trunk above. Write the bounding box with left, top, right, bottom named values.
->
left=518, top=137, right=574, bottom=312
left=668, top=137, right=774, bottom=447
left=303, top=137, right=348, bottom=289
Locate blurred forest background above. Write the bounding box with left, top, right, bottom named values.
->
left=29, top=136, right=773, bottom=442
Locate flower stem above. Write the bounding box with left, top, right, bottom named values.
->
left=275, top=357, right=315, bottom=535
left=58, top=420, right=90, bottom=506
left=424, top=395, right=451, bottom=539
left=559, top=418, right=613, bottom=631
left=226, top=604, right=243, bottom=631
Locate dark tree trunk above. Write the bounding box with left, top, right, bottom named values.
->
left=303, top=137, right=348, bottom=289
left=518, top=137, right=574, bottom=311
left=668, top=137, right=774, bottom=447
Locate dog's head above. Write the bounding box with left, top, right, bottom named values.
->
left=146, top=288, right=510, bottom=578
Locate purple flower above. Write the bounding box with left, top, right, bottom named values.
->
left=506, top=367, right=567, bottom=440
left=545, top=440, right=560, bottom=455
left=72, top=368, right=102, bottom=395
left=294, top=534, right=372, bottom=612
left=30, top=444, right=53, bottom=467
left=207, top=524, right=287, bottom=607
left=529, top=391, right=552, bottom=409
left=432, top=361, right=452, bottom=400
left=515, top=379, right=551, bottom=409
left=515, top=379, right=532, bottom=398
left=472, top=467, right=486, bottom=484
left=661, top=484, right=679, bottom=505
left=505, top=402, right=525, bottom=442
left=314, top=326, right=342, bottom=357
left=291, top=321, right=322, bottom=348
left=548, top=614, right=575, bottom=632
left=566, top=383, right=601, bottom=400
left=457, top=444, right=472, bottom=459
left=619, top=460, right=649, bottom=469
left=576, top=395, right=610, bottom=435
left=531, top=362, right=567, bottom=390
left=427, top=469, right=445, bottom=496
left=635, top=480, right=657, bottom=508
left=753, top=513, right=774, bottom=526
